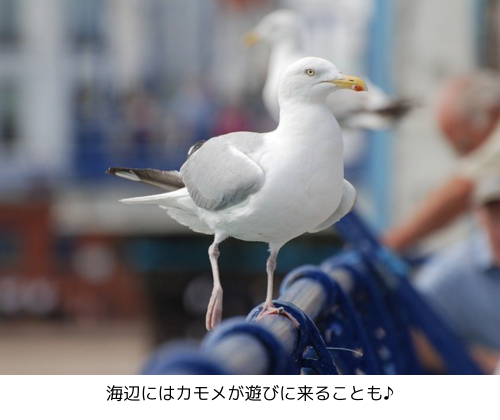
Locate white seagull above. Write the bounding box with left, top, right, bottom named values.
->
left=107, top=57, right=366, bottom=331
left=245, top=9, right=413, bottom=129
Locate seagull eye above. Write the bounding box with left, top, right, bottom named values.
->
left=305, top=68, right=315, bottom=77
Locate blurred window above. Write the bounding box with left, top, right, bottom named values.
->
left=0, top=81, right=19, bottom=153
left=54, top=237, right=75, bottom=272
left=72, top=84, right=108, bottom=177
left=0, top=229, right=21, bottom=270
left=67, top=0, right=105, bottom=49
left=0, top=0, right=19, bottom=46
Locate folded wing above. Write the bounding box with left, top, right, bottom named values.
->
left=180, top=132, right=266, bottom=211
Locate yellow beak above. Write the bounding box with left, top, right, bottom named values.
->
left=331, top=74, right=368, bottom=92
left=243, top=31, right=260, bottom=47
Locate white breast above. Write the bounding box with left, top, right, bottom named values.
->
left=200, top=106, right=344, bottom=244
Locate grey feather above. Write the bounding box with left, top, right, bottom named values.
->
left=107, top=167, right=185, bottom=192
left=180, top=132, right=266, bottom=211
left=187, top=140, right=207, bottom=158
left=340, top=98, right=417, bottom=120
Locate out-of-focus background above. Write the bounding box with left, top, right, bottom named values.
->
left=0, top=0, right=497, bottom=374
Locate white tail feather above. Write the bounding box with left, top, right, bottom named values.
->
left=120, top=189, right=187, bottom=205
left=119, top=188, right=213, bottom=235
left=120, top=194, right=170, bottom=204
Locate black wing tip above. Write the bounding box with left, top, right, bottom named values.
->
left=106, top=166, right=124, bottom=175
left=106, top=166, right=144, bottom=175
left=377, top=98, right=421, bottom=119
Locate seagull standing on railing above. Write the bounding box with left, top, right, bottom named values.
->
left=244, top=9, right=413, bottom=130
left=107, top=57, right=366, bottom=331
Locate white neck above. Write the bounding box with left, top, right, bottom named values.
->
left=275, top=100, right=341, bottom=147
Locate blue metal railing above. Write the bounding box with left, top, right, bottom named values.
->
left=141, top=210, right=482, bottom=375
left=334, top=210, right=481, bottom=374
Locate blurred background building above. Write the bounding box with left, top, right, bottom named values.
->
left=0, top=0, right=498, bottom=373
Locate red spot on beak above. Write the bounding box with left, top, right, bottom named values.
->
left=353, top=85, right=364, bottom=92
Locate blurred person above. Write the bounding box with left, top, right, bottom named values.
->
left=412, top=174, right=500, bottom=374
left=383, top=70, right=500, bottom=253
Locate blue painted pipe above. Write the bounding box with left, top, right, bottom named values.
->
left=142, top=262, right=385, bottom=375
left=199, top=269, right=338, bottom=375
left=142, top=267, right=343, bottom=374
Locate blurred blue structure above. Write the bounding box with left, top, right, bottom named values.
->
left=141, top=210, right=482, bottom=375
left=364, top=0, right=395, bottom=232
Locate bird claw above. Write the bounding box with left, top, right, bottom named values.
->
left=206, top=289, right=223, bottom=331
left=255, top=304, right=300, bottom=328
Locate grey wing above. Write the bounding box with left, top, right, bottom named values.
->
left=180, top=132, right=265, bottom=211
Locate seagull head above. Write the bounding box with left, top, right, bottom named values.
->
left=277, top=57, right=368, bottom=105
left=244, top=9, right=306, bottom=47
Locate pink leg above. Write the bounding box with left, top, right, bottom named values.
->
left=205, top=235, right=226, bottom=331
left=262, top=249, right=278, bottom=310
left=256, top=244, right=299, bottom=328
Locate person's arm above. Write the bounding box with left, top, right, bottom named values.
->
left=383, top=176, right=475, bottom=252
left=411, top=329, right=500, bottom=374
left=469, top=344, right=500, bottom=374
